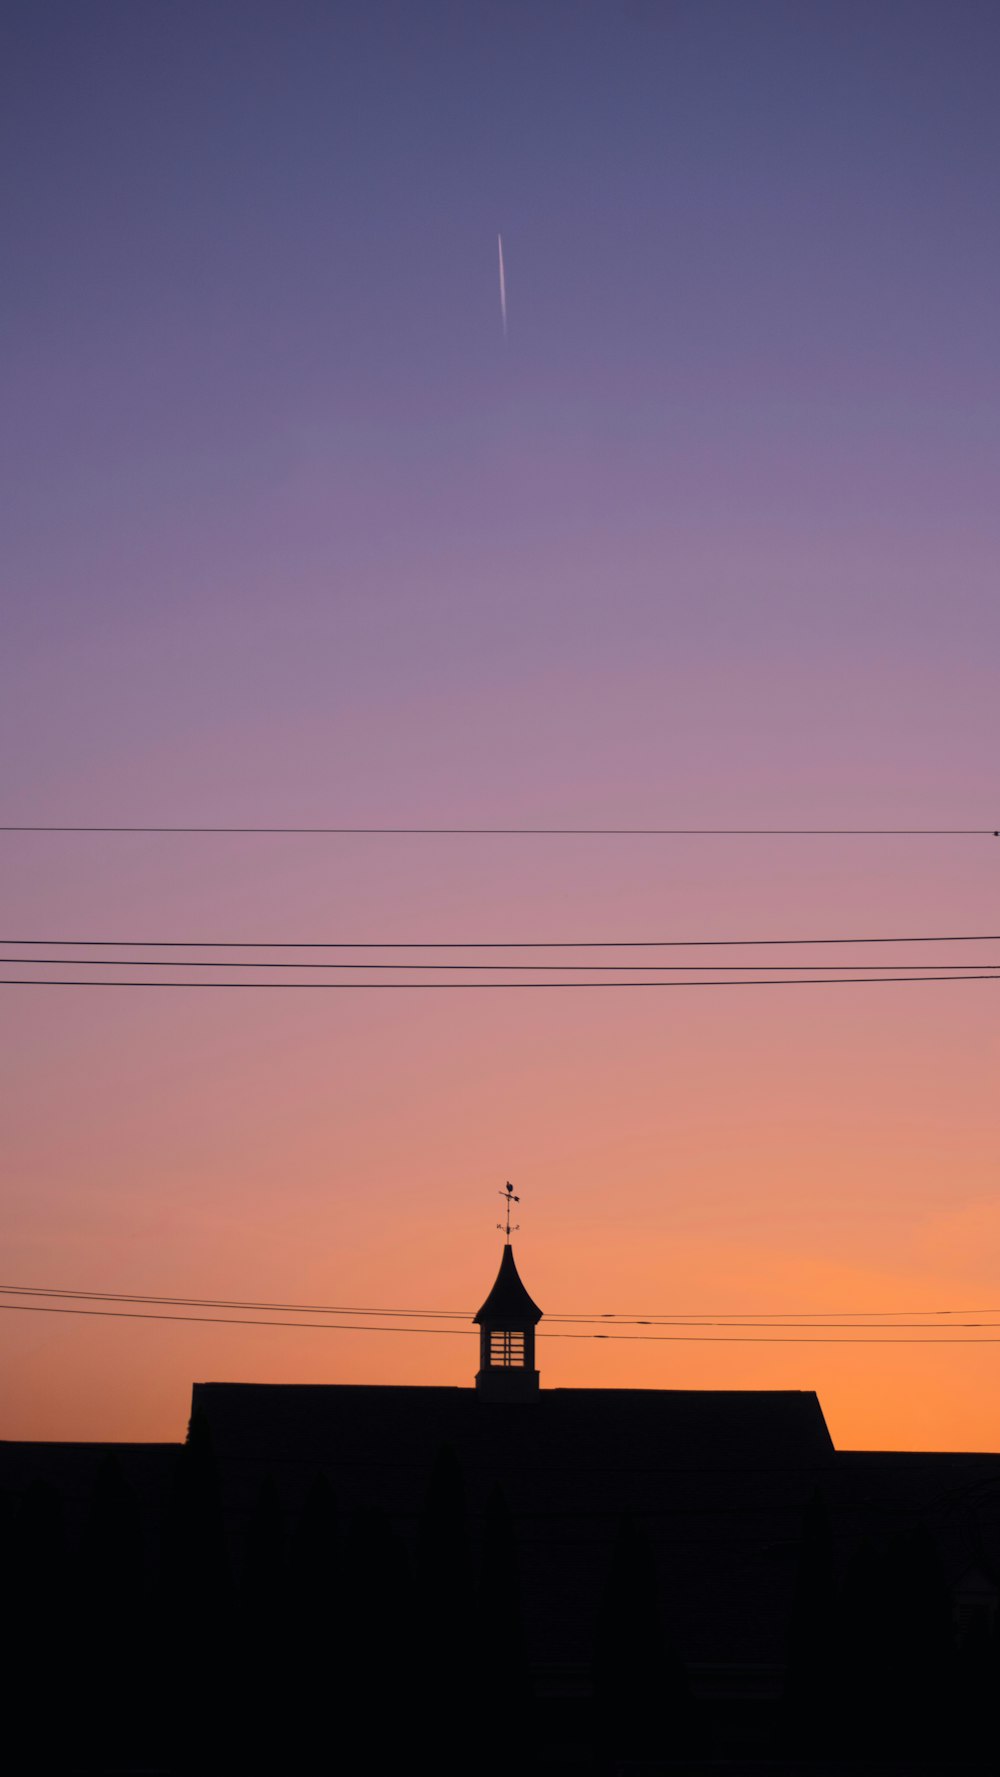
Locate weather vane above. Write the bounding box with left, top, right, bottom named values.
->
left=497, top=1180, right=520, bottom=1244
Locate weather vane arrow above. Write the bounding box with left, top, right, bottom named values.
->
left=497, top=1179, right=520, bottom=1243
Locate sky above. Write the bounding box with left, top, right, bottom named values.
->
left=1, top=0, right=997, bottom=1449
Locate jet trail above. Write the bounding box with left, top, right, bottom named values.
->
left=498, top=232, right=507, bottom=339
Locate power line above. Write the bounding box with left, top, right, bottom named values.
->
left=2, top=824, right=996, bottom=836
left=10, top=1284, right=1000, bottom=1322
left=0, top=1301, right=470, bottom=1335
left=3, top=956, right=997, bottom=973
left=0, top=1285, right=471, bottom=1319
left=5, top=1300, right=1000, bottom=1343
left=3, top=974, right=998, bottom=989
left=3, top=1285, right=999, bottom=1332
left=4, top=931, right=999, bottom=949
left=565, top=1310, right=1000, bottom=1321
left=562, top=1318, right=1000, bottom=1329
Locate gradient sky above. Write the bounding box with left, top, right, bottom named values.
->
left=2, top=1, right=998, bottom=1449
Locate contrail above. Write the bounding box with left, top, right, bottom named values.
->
left=498, top=232, right=507, bottom=338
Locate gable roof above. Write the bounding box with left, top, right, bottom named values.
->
left=189, top=1381, right=836, bottom=1666
left=191, top=1380, right=835, bottom=1482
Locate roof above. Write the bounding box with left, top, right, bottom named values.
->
left=190, top=1382, right=835, bottom=1480
left=189, top=1381, right=836, bottom=1666
left=473, top=1243, right=544, bottom=1325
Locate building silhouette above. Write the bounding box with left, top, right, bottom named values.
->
left=4, top=1219, right=1000, bottom=1773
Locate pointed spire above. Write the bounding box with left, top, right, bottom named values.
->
left=474, top=1182, right=543, bottom=1399
left=474, top=1246, right=543, bottom=1328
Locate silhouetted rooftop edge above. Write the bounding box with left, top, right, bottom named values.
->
left=188, top=1380, right=837, bottom=1470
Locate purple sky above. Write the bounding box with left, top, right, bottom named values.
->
left=4, top=0, right=998, bottom=833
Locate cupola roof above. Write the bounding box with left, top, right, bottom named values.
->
left=474, top=1244, right=543, bottom=1326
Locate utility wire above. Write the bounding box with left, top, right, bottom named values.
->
left=3, top=956, right=997, bottom=972
left=4, top=931, right=999, bottom=948
left=2, top=824, right=996, bottom=836
left=0, top=1302, right=469, bottom=1335
left=3, top=1286, right=999, bottom=1332
left=9, top=1284, right=1000, bottom=1322
left=3, top=974, right=998, bottom=989
left=5, top=1301, right=1000, bottom=1343
left=0, top=1285, right=472, bottom=1319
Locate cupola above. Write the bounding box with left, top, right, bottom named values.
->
left=474, top=1183, right=543, bottom=1400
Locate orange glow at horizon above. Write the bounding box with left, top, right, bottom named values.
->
left=4, top=843, right=997, bottom=1454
